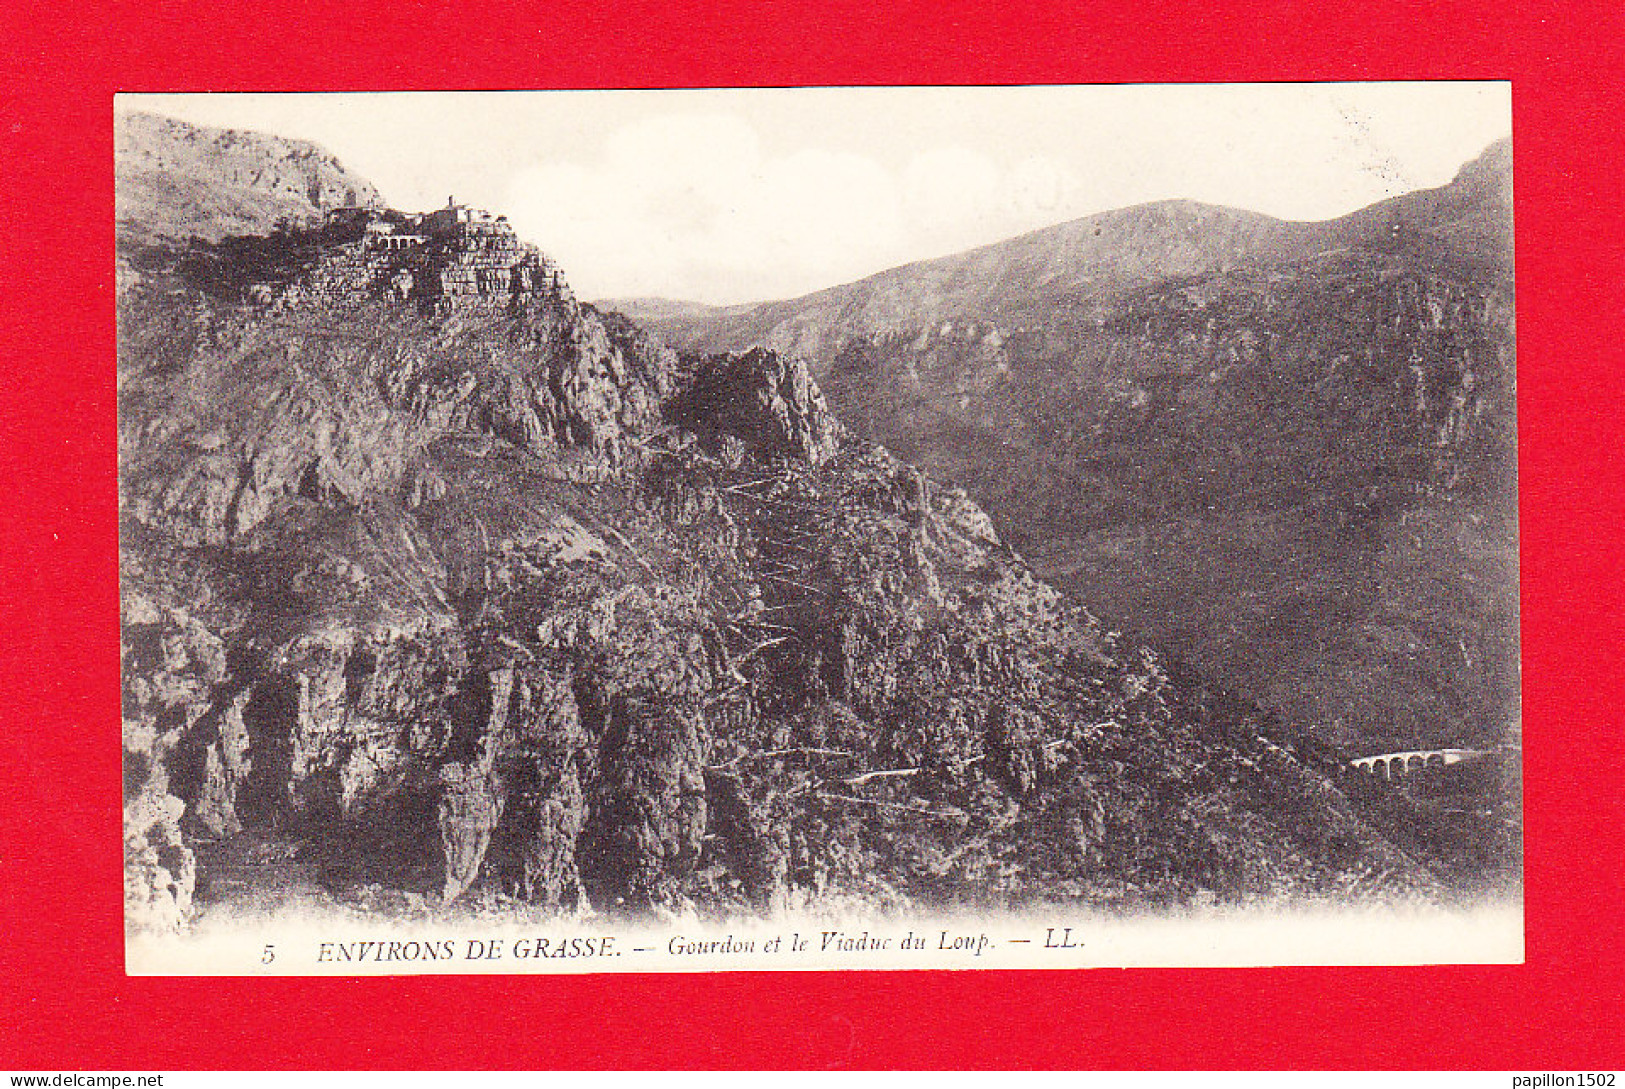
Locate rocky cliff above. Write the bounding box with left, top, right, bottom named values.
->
left=119, top=202, right=1489, bottom=934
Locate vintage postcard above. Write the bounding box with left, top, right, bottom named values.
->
left=116, top=84, right=1520, bottom=974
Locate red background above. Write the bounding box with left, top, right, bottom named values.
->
left=2, top=0, right=1621, bottom=1069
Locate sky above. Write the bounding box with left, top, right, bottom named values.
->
left=118, top=85, right=1511, bottom=306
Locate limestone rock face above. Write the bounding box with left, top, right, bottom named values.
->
left=580, top=692, right=710, bottom=915
left=673, top=347, right=845, bottom=465
left=124, top=773, right=195, bottom=935
left=120, top=593, right=223, bottom=933
left=120, top=246, right=676, bottom=547
left=438, top=761, right=505, bottom=903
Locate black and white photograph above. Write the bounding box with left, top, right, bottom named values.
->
left=116, top=85, right=1521, bottom=972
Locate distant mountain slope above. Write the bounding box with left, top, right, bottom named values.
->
left=1319, top=137, right=1514, bottom=270
left=612, top=201, right=1314, bottom=365
left=617, top=140, right=1511, bottom=363
left=599, top=296, right=742, bottom=323
left=116, top=111, right=384, bottom=244
left=607, top=139, right=1518, bottom=757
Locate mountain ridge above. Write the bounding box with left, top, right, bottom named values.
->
left=604, top=137, right=1512, bottom=355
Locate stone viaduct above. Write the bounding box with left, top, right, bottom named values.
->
left=1345, top=748, right=1492, bottom=781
